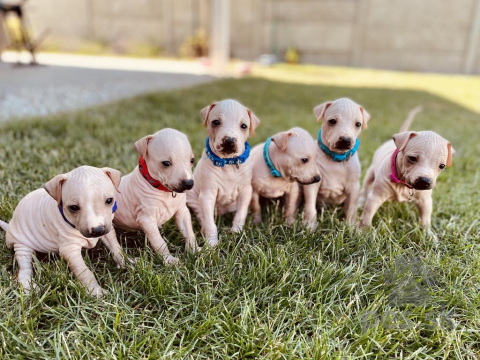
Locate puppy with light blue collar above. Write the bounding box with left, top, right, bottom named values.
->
left=250, top=128, right=321, bottom=225
left=187, top=99, right=260, bottom=246
left=303, top=98, right=370, bottom=229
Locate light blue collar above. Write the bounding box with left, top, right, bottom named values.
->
left=263, top=137, right=281, bottom=177
left=318, top=130, right=359, bottom=162
left=205, top=137, right=250, bottom=167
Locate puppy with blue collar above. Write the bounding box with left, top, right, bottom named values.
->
left=303, top=98, right=370, bottom=229
left=250, top=128, right=321, bottom=225
left=187, top=99, right=260, bottom=246
left=0, top=166, right=124, bottom=297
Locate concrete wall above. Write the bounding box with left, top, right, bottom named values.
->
left=16, top=0, right=480, bottom=74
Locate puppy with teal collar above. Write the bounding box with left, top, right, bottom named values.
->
left=303, top=98, right=370, bottom=229
left=250, top=128, right=321, bottom=225
left=187, top=99, right=260, bottom=246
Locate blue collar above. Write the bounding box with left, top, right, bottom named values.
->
left=263, top=137, right=281, bottom=177
left=317, top=130, right=359, bottom=162
left=58, top=200, right=117, bottom=229
left=205, top=137, right=251, bottom=167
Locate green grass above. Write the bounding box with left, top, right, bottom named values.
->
left=1, top=73, right=480, bottom=359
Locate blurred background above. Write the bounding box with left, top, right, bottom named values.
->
left=1, top=0, right=479, bottom=73
left=0, top=0, right=479, bottom=122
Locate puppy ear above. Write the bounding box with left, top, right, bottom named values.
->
left=447, top=143, right=454, bottom=167
left=393, top=131, right=417, bottom=152
left=44, top=174, right=68, bottom=206
left=200, top=103, right=217, bottom=127
left=247, top=109, right=260, bottom=136
left=360, top=106, right=370, bottom=129
left=272, top=131, right=297, bottom=151
left=313, top=102, right=333, bottom=122
left=135, top=135, right=154, bottom=158
left=102, top=167, right=122, bottom=192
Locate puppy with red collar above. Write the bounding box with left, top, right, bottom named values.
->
left=111, top=128, right=200, bottom=265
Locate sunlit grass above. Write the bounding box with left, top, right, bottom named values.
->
left=0, top=77, right=479, bottom=358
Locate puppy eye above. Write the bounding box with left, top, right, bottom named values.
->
left=240, top=124, right=248, bottom=130
left=301, top=158, right=309, bottom=164
left=68, top=205, right=80, bottom=213
left=105, top=198, right=113, bottom=205
left=190, top=158, right=195, bottom=164
left=439, top=164, right=446, bottom=170
left=355, top=122, right=362, bottom=127
left=328, top=119, right=337, bottom=125
left=407, top=156, right=418, bottom=163
left=211, top=119, right=221, bottom=126
left=162, top=161, right=171, bottom=167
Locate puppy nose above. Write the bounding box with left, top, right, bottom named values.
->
left=336, top=136, right=352, bottom=149
left=90, top=225, right=106, bottom=237
left=182, top=179, right=194, bottom=190
left=414, top=177, right=432, bottom=190
left=224, top=137, right=237, bottom=144
left=313, top=175, right=321, bottom=183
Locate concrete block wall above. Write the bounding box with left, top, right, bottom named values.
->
left=16, top=0, right=480, bottom=74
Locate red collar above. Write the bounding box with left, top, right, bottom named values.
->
left=390, top=149, right=413, bottom=189
left=138, top=156, right=171, bottom=192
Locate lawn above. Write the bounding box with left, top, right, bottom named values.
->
left=0, top=67, right=480, bottom=359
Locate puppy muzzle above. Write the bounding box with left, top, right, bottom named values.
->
left=83, top=224, right=108, bottom=238
left=297, top=174, right=321, bottom=185
left=220, top=136, right=238, bottom=155
left=171, top=179, right=194, bottom=193
left=335, top=136, right=353, bottom=151
left=413, top=176, right=433, bottom=190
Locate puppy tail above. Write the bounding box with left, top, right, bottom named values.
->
left=0, top=220, right=8, bottom=232
left=399, top=106, right=423, bottom=133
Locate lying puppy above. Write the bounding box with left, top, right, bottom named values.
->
left=250, top=127, right=321, bottom=224
left=359, top=107, right=453, bottom=227
left=0, top=166, right=124, bottom=297
left=303, top=98, right=370, bottom=229
left=187, top=99, right=260, bottom=246
left=111, top=128, right=199, bottom=265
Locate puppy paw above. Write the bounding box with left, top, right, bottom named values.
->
left=230, top=225, right=243, bottom=233
left=252, top=214, right=262, bottom=224
left=89, top=286, right=107, bottom=298
left=303, top=220, right=318, bottom=232
left=164, top=255, right=181, bottom=266
left=207, top=239, right=219, bottom=247
left=186, top=243, right=202, bottom=253
left=117, top=256, right=139, bottom=269
left=285, top=217, right=295, bottom=226
left=358, top=220, right=369, bottom=230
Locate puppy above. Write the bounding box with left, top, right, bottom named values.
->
left=250, top=127, right=321, bottom=224
left=187, top=99, right=260, bottom=246
left=359, top=107, right=453, bottom=227
left=0, top=166, right=124, bottom=297
left=111, top=128, right=199, bottom=265
left=303, top=98, right=370, bottom=229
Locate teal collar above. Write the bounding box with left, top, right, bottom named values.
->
left=317, top=130, right=359, bottom=162
left=263, top=137, right=281, bottom=177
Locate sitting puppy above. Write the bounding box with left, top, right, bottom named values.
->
left=303, top=98, right=370, bottom=229
left=0, top=166, right=124, bottom=297
left=359, top=107, right=453, bottom=227
left=187, top=99, right=260, bottom=246
left=111, top=128, right=200, bottom=265
left=250, top=127, right=321, bottom=224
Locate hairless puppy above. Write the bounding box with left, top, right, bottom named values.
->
left=0, top=166, right=124, bottom=297
left=359, top=107, right=454, bottom=227
left=303, top=98, right=370, bottom=229
left=187, top=99, right=260, bottom=246
left=111, top=128, right=200, bottom=266
left=250, top=127, right=321, bottom=224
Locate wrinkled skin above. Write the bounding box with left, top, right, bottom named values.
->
left=112, top=128, right=200, bottom=266
left=187, top=99, right=260, bottom=246
left=303, top=98, right=370, bottom=229
left=1, top=166, right=124, bottom=297
left=359, top=130, right=453, bottom=227
left=250, top=127, right=320, bottom=225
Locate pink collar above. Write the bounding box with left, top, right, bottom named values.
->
left=390, top=149, right=413, bottom=189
